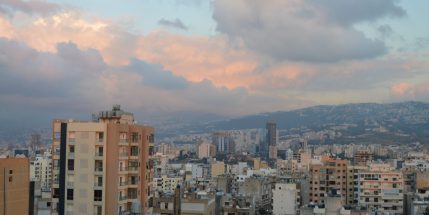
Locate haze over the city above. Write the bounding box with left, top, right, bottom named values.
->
left=0, top=0, right=428, bottom=130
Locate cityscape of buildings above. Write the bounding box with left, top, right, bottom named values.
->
left=0, top=105, right=428, bottom=215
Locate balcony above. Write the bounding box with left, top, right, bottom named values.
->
left=128, top=180, right=139, bottom=188
left=67, top=181, right=74, bottom=187
left=128, top=166, right=139, bottom=174
left=119, top=166, right=128, bottom=174
left=68, top=138, right=76, bottom=144
left=94, top=181, right=103, bottom=189
left=119, top=195, right=128, bottom=203
left=119, top=139, right=128, bottom=146
left=129, top=154, right=139, bottom=160
left=119, top=152, right=128, bottom=159
left=96, top=138, right=104, bottom=145
left=95, top=152, right=103, bottom=160
left=95, top=167, right=103, bottom=175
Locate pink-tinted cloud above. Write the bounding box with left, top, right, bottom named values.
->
left=137, top=31, right=259, bottom=89
left=390, top=82, right=429, bottom=100
left=391, top=82, right=412, bottom=95
left=0, top=16, right=13, bottom=38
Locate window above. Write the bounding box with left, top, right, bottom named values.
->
left=130, top=146, right=139, bottom=156
left=9, top=170, right=13, bottom=174
left=69, top=145, right=75, bottom=153
left=365, top=198, right=369, bottom=202
left=53, top=188, right=60, bottom=198
left=95, top=206, right=102, bottom=215
left=94, top=190, right=102, bottom=201
left=164, top=203, right=168, bottom=209
left=131, top=132, right=139, bottom=142
left=97, top=147, right=103, bottom=156
left=67, top=189, right=74, bottom=200
left=68, top=159, right=74, bottom=171
left=95, top=161, right=103, bottom=172
left=119, top=133, right=127, bottom=142
left=97, top=132, right=104, bottom=142
left=149, top=134, right=155, bottom=143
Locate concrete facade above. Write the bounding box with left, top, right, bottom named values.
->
left=0, top=158, right=30, bottom=215
left=272, top=183, right=300, bottom=215
left=51, top=106, right=154, bottom=215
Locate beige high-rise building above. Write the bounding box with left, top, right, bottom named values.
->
left=354, top=164, right=403, bottom=214
left=309, top=156, right=349, bottom=205
left=51, top=105, right=154, bottom=215
left=197, top=142, right=216, bottom=159
left=0, top=158, right=30, bottom=215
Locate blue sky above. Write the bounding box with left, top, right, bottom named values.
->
left=49, top=0, right=428, bottom=49
left=52, top=0, right=216, bottom=35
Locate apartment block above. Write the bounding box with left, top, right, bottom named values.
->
left=30, top=152, right=52, bottom=190
left=354, top=164, right=403, bottom=214
left=210, top=161, right=225, bottom=178
left=212, top=132, right=235, bottom=155
left=346, top=165, right=368, bottom=205
left=197, top=142, right=216, bottom=159
left=272, top=183, right=300, bottom=215
left=154, top=176, right=182, bottom=194
left=51, top=105, right=154, bottom=215
left=0, top=157, right=30, bottom=215
left=309, top=157, right=348, bottom=205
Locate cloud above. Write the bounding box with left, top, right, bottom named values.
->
left=0, top=0, right=427, bottom=129
left=0, top=0, right=61, bottom=16
left=158, top=18, right=188, bottom=30
left=378, top=24, right=393, bottom=38
left=0, top=36, right=308, bottom=120
left=0, top=11, right=138, bottom=65
left=309, top=0, right=405, bottom=26
left=212, top=0, right=406, bottom=62
left=391, top=82, right=411, bottom=95
left=136, top=31, right=258, bottom=89
left=390, top=82, right=429, bottom=101
left=126, top=58, right=189, bottom=90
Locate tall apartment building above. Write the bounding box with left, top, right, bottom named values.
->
left=309, top=156, right=348, bottom=205
left=0, top=157, right=30, bottom=215
left=346, top=165, right=368, bottom=205
left=30, top=151, right=52, bottom=190
left=262, top=122, right=278, bottom=160
left=212, top=132, right=235, bottom=154
left=197, top=142, right=216, bottom=159
left=354, top=164, right=403, bottom=214
left=51, top=105, right=154, bottom=215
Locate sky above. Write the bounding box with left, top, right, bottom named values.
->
left=0, top=0, right=428, bottom=129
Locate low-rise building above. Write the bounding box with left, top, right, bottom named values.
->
left=272, top=183, right=300, bottom=215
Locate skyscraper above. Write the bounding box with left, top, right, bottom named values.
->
left=212, top=132, right=235, bottom=154
left=260, top=122, right=278, bottom=161
left=51, top=105, right=154, bottom=215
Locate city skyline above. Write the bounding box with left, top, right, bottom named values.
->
left=0, top=0, right=429, bottom=131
